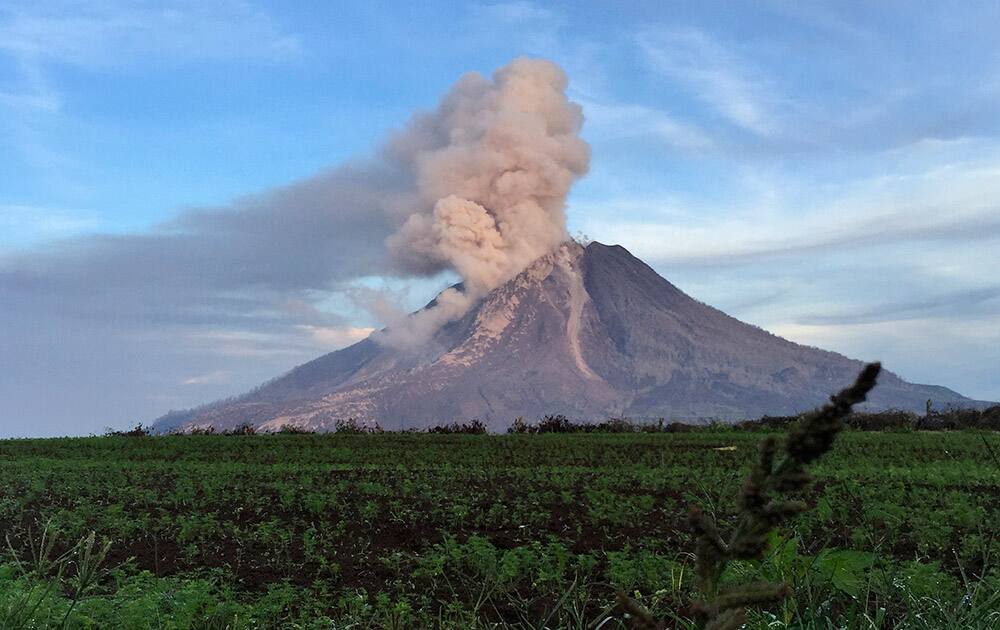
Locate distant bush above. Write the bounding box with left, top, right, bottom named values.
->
left=846, top=409, right=914, bottom=431
left=591, top=417, right=637, bottom=433
left=507, top=416, right=530, bottom=434
left=499, top=407, right=1000, bottom=435
left=505, top=414, right=660, bottom=434
left=427, top=419, right=487, bottom=434
left=662, top=421, right=697, bottom=433
left=334, top=418, right=383, bottom=434
left=507, top=414, right=605, bottom=433
left=736, top=414, right=801, bottom=431
left=276, top=424, right=315, bottom=435
left=105, top=423, right=151, bottom=437
left=835, top=405, right=1000, bottom=432
left=535, top=414, right=574, bottom=433
left=917, top=404, right=1000, bottom=431
left=334, top=418, right=366, bottom=434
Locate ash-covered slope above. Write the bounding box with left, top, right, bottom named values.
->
left=154, top=242, right=989, bottom=432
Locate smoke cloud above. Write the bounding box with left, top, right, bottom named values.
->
left=379, top=58, right=590, bottom=345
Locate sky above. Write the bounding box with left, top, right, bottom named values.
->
left=1, top=0, right=998, bottom=437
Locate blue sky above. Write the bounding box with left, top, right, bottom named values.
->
left=2, top=1, right=999, bottom=436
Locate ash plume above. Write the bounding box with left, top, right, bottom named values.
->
left=379, top=57, right=590, bottom=346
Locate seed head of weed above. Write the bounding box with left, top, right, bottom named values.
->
left=620, top=363, right=882, bottom=628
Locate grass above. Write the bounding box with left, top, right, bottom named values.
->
left=1, top=395, right=998, bottom=626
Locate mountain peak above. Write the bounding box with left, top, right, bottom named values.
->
left=154, top=243, right=991, bottom=432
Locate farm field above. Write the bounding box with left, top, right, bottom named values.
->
left=1, top=430, right=998, bottom=628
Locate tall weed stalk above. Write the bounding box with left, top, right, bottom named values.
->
left=619, top=363, right=882, bottom=629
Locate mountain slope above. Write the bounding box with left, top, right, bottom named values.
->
left=154, top=242, right=990, bottom=432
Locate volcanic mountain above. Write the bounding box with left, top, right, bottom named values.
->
left=154, top=242, right=989, bottom=432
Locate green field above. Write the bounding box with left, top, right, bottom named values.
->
left=1, top=430, right=998, bottom=628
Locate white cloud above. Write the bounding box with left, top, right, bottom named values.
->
left=0, top=204, right=99, bottom=247
left=0, top=0, right=302, bottom=68
left=178, top=323, right=374, bottom=361
left=576, top=98, right=714, bottom=150
left=0, top=1, right=302, bottom=190
left=585, top=145, right=1000, bottom=266
left=638, top=27, right=778, bottom=136
left=297, top=325, right=375, bottom=348
left=183, top=330, right=307, bottom=359
left=473, top=1, right=558, bottom=25
left=181, top=370, right=229, bottom=385
left=762, top=0, right=872, bottom=41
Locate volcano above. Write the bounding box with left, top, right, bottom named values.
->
left=154, top=242, right=989, bottom=432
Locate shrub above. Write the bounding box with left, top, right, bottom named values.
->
left=427, top=420, right=487, bottom=434
left=507, top=416, right=530, bottom=434
left=333, top=418, right=383, bottom=434
left=592, top=417, right=639, bottom=433
left=663, top=421, right=697, bottom=433
left=105, top=423, right=151, bottom=437
left=535, top=414, right=574, bottom=433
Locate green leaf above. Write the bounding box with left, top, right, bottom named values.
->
left=766, top=531, right=799, bottom=576
left=813, top=550, right=874, bottom=597
left=815, top=497, right=833, bottom=522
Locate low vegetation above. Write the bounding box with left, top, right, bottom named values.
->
left=2, top=375, right=998, bottom=628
